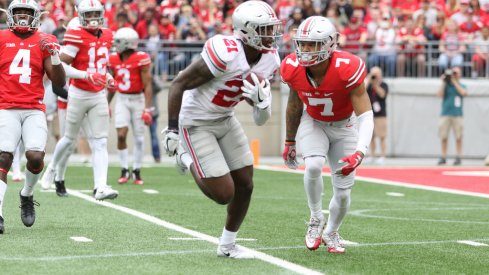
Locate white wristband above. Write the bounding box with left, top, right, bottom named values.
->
left=51, top=54, right=61, bottom=65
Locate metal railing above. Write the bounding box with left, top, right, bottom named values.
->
left=138, top=40, right=489, bottom=80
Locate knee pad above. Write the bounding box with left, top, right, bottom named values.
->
left=304, top=156, right=325, bottom=178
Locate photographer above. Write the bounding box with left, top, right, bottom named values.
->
left=366, top=67, right=389, bottom=165
left=437, top=67, right=468, bottom=165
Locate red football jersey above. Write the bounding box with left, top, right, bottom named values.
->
left=281, top=51, right=366, bottom=122
left=0, top=30, right=54, bottom=111
left=63, top=27, right=113, bottom=93
left=108, top=51, right=151, bottom=94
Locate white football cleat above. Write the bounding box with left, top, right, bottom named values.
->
left=12, top=172, right=25, bottom=182
left=322, top=231, right=346, bottom=253
left=305, top=217, right=325, bottom=250
left=217, top=243, right=254, bottom=259
left=94, top=186, right=119, bottom=200
left=40, top=167, right=55, bottom=190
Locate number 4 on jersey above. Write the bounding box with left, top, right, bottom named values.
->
left=10, top=49, right=32, bottom=84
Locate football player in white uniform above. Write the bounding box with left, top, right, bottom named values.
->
left=163, top=0, right=282, bottom=258
left=282, top=17, right=373, bottom=253
left=47, top=0, right=118, bottom=200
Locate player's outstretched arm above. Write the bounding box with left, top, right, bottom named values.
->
left=167, top=57, right=215, bottom=130
left=335, top=83, right=374, bottom=177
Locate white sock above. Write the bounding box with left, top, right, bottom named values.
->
left=324, top=187, right=351, bottom=235
left=21, top=170, right=39, bottom=197
left=53, top=136, right=74, bottom=181
left=118, top=148, right=128, bottom=169
left=304, top=156, right=325, bottom=220
left=0, top=180, right=6, bottom=217
left=90, top=138, right=108, bottom=190
left=55, top=142, right=76, bottom=182
left=220, top=227, right=238, bottom=245
left=133, top=135, right=144, bottom=169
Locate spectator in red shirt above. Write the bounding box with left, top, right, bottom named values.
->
left=135, top=7, right=159, bottom=39
left=339, top=11, right=368, bottom=60
left=110, top=12, right=133, bottom=33
left=459, top=9, right=482, bottom=42
left=159, top=14, right=177, bottom=40
left=159, top=0, right=181, bottom=24
left=396, top=17, right=427, bottom=77
left=444, top=0, right=460, bottom=18
left=429, top=11, right=447, bottom=41
left=194, top=0, right=224, bottom=31
left=451, top=0, right=473, bottom=25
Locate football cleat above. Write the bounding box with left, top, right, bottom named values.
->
left=19, top=192, right=39, bottom=227
left=322, top=231, right=346, bottom=253
left=54, top=180, right=68, bottom=197
left=40, top=166, right=55, bottom=190
left=0, top=216, right=4, bottom=234
left=305, top=217, right=325, bottom=250
left=175, top=146, right=189, bottom=175
left=217, top=242, right=254, bottom=259
left=12, top=172, right=25, bottom=182
left=118, top=168, right=131, bottom=184
left=132, top=169, right=143, bottom=185
left=94, top=186, right=119, bottom=200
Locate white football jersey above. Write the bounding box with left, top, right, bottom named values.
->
left=179, top=35, right=280, bottom=123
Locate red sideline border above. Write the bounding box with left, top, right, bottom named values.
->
left=258, top=165, right=489, bottom=199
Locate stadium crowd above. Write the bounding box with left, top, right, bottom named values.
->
left=1, top=0, right=487, bottom=79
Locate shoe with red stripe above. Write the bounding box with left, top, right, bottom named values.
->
left=118, top=168, right=130, bottom=184
left=132, top=169, right=144, bottom=185
left=305, top=217, right=325, bottom=250
left=322, top=231, right=346, bottom=253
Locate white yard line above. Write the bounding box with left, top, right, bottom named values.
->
left=457, top=240, right=489, bottom=247
left=67, top=190, right=323, bottom=275
left=70, top=236, right=93, bottom=242
left=386, top=192, right=405, bottom=197
left=258, top=165, right=489, bottom=199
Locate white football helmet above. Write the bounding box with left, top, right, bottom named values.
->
left=113, top=27, right=139, bottom=53
left=4, top=0, right=41, bottom=33
left=232, top=0, right=283, bottom=51
left=77, top=0, right=104, bottom=30
left=294, top=16, right=339, bottom=66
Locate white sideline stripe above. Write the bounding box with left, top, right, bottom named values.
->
left=342, top=240, right=358, bottom=245
left=70, top=236, right=93, bottom=242
left=442, top=171, right=489, bottom=177
left=321, top=210, right=330, bottom=214
left=143, top=189, right=159, bottom=194
left=67, top=190, right=323, bottom=275
left=386, top=192, right=405, bottom=197
left=457, top=240, right=489, bottom=247
left=168, top=237, right=257, bottom=241
left=257, top=165, right=489, bottom=199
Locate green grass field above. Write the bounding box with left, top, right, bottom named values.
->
left=1, top=165, right=489, bottom=274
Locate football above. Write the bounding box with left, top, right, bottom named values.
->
left=244, top=73, right=266, bottom=86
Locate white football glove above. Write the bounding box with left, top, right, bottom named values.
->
left=241, top=73, right=271, bottom=110
left=162, top=127, right=179, bottom=157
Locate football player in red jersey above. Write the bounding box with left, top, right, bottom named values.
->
left=162, top=0, right=282, bottom=258
left=48, top=0, right=119, bottom=201
left=281, top=16, right=374, bottom=253
left=0, top=0, right=66, bottom=233
left=107, top=28, right=153, bottom=185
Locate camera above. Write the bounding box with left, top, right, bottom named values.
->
left=371, top=75, right=376, bottom=80
left=444, top=69, right=452, bottom=83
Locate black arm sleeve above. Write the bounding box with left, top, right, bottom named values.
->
left=52, top=84, right=68, bottom=100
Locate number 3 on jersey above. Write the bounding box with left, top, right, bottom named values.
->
left=10, top=49, right=32, bottom=84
